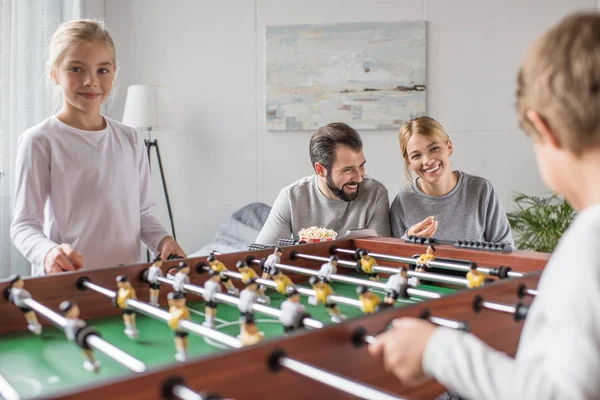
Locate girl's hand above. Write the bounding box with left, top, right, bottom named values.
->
left=407, top=216, right=438, bottom=237
left=158, top=236, right=186, bottom=260
left=44, top=244, right=83, bottom=274
left=368, top=318, right=437, bottom=386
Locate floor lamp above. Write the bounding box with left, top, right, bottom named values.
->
left=122, top=85, right=177, bottom=256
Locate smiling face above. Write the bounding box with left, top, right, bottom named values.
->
left=406, top=133, right=454, bottom=189
left=52, top=40, right=115, bottom=116
left=320, top=144, right=366, bottom=202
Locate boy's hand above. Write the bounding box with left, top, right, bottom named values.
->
left=369, top=318, right=437, bottom=386
left=44, top=244, right=83, bottom=274
left=407, top=216, right=438, bottom=237
left=158, top=236, right=186, bottom=260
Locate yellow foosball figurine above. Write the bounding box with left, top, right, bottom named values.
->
left=240, top=314, right=263, bottom=346
left=207, top=254, right=239, bottom=295
left=308, top=276, right=345, bottom=323
left=168, top=292, right=191, bottom=361
left=59, top=301, right=100, bottom=372
left=357, top=249, right=380, bottom=282
left=415, top=245, right=436, bottom=272
left=272, top=270, right=294, bottom=295
left=7, top=275, right=42, bottom=335
left=466, top=264, right=489, bottom=288
left=116, top=275, right=138, bottom=339
left=356, top=285, right=381, bottom=314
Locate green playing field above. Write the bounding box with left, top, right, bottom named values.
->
left=0, top=280, right=455, bottom=399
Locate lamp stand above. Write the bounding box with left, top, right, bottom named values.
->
left=145, top=127, right=177, bottom=258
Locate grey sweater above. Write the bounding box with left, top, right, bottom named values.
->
left=390, top=171, right=514, bottom=248
left=423, top=203, right=600, bottom=399
left=256, top=175, right=390, bottom=245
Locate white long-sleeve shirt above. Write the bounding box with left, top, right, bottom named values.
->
left=423, top=203, right=600, bottom=399
left=10, top=116, right=169, bottom=276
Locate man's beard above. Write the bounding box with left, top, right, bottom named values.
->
left=326, top=174, right=360, bottom=202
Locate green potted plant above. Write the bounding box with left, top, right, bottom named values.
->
left=507, top=193, right=576, bottom=253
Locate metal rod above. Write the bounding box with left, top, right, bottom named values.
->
left=481, top=301, right=517, bottom=314
left=526, top=288, right=539, bottom=296
left=85, top=336, right=147, bottom=373
left=81, top=279, right=241, bottom=348
left=248, top=259, right=440, bottom=300
left=363, top=335, right=376, bottom=345
left=291, top=252, right=468, bottom=287
left=277, top=356, right=405, bottom=400
left=0, top=373, right=19, bottom=400
left=332, top=247, right=523, bottom=278
left=428, top=316, right=467, bottom=330
left=22, top=298, right=146, bottom=373
left=171, top=385, right=208, bottom=400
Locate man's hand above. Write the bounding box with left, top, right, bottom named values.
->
left=407, top=216, right=438, bottom=238
left=44, top=244, right=83, bottom=274
left=368, top=318, right=437, bottom=386
left=158, top=236, right=186, bottom=260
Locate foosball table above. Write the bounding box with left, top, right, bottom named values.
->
left=0, top=237, right=549, bottom=400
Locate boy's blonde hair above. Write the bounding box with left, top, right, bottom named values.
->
left=46, top=19, right=116, bottom=108
left=398, top=116, right=450, bottom=181
left=517, top=12, right=600, bottom=154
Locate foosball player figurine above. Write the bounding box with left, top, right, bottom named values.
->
left=308, top=276, right=345, bottom=323
left=415, top=244, right=436, bottom=272
left=317, top=255, right=338, bottom=283
left=173, top=262, right=190, bottom=294
left=272, top=269, right=294, bottom=295
left=466, top=264, right=489, bottom=288
left=384, top=267, right=410, bottom=305
left=146, top=258, right=164, bottom=307
left=167, top=292, right=190, bottom=362
left=240, top=314, right=263, bottom=346
left=356, top=285, right=381, bottom=314
left=207, top=254, right=239, bottom=295
left=238, top=278, right=258, bottom=321
left=202, top=269, right=222, bottom=328
left=262, top=247, right=283, bottom=280
left=357, top=249, right=379, bottom=282
left=116, top=274, right=139, bottom=339
left=6, top=274, right=42, bottom=335
left=59, top=301, right=100, bottom=372
left=279, top=286, right=309, bottom=334
left=236, top=261, right=269, bottom=304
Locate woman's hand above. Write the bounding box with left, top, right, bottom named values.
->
left=44, top=244, right=83, bottom=274
left=407, top=216, right=438, bottom=237
left=158, top=236, right=186, bottom=259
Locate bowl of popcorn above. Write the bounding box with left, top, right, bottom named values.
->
left=298, top=226, right=338, bottom=243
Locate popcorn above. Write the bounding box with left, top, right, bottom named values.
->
left=298, top=226, right=338, bottom=243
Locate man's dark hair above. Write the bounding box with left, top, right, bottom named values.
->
left=309, top=122, right=363, bottom=170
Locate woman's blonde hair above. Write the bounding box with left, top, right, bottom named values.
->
left=398, top=116, right=450, bottom=181
left=46, top=19, right=116, bottom=110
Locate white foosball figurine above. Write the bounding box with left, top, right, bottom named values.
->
left=7, top=275, right=42, bottom=335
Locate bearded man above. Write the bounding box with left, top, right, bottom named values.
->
left=256, top=122, right=390, bottom=245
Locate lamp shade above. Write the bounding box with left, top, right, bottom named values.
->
left=122, top=85, right=173, bottom=129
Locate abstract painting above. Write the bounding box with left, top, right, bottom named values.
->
left=266, top=21, right=427, bottom=131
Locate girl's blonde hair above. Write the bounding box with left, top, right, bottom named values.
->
left=46, top=19, right=117, bottom=110
left=398, top=116, right=450, bottom=181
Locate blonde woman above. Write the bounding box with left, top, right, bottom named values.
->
left=390, top=116, right=514, bottom=248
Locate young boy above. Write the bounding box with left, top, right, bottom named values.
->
left=370, top=12, right=600, bottom=399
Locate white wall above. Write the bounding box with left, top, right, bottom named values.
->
left=102, top=0, right=595, bottom=253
